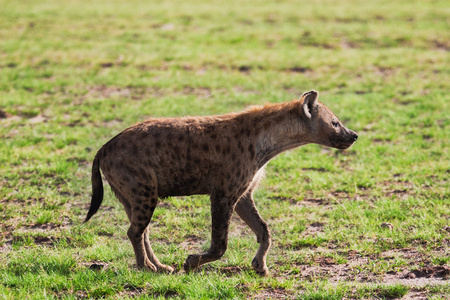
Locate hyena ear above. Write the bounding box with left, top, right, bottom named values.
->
left=300, top=90, right=319, bottom=119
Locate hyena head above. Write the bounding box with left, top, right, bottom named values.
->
left=300, top=90, right=358, bottom=149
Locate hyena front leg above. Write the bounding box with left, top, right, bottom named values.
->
left=235, top=190, right=271, bottom=276
left=183, top=192, right=235, bottom=272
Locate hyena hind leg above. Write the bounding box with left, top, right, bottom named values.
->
left=143, top=227, right=174, bottom=273
left=112, top=176, right=172, bottom=272
left=126, top=197, right=158, bottom=272
left=111, top=187, right=156, bottom=271
left=127, top=192, right=173, bottom=272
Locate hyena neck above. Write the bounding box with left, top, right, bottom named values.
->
left=238, top=101, right=309, bottom=169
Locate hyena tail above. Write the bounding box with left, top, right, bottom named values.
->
left=84, top=153, right=104, bottom=223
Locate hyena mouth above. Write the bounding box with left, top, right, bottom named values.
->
left=336, top=142, right=354, bottom=150
left=330, top=131, right=358, bottom=149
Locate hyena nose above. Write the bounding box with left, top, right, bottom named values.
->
left=352, top=132, right=358, bottom=141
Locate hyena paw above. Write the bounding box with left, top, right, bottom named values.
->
left=138, top=258, right=158, bottom=272
left=252, top=258, right=269, bottom=276
left=157, top=264, right=175, bottom=274
left=183, top=254, right=202, bottom=272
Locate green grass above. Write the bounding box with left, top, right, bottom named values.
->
left=1, top=0, right=449, bottom=298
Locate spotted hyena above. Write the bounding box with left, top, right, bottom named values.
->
left=84, top=90, right=358, bottom=275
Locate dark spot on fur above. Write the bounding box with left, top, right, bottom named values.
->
left=238, top=141, right=244, bottom=152
left=240, top=174, right=247, bottom=182
left=263, top=120, right=272, bottom=130
left=155, top=140, right=161, bottom=148
left=178, top=135, right=184, bottom=142
left=210, top=133, right=217, bottom=139
left=138, top=167, right=147, bottom=177
left=215, top=144, right=221, bottom=152
left=222, top=146, right=231, bottom=155
left=275, top=115, right=286, bottom=123
left=124, top=165, right=138, bottom=177
left=205, top=128, right=213, bottom=134
left=236, top=170, right=241, bottom=178
left=144, top=192, right=150, bottom=197
left=248, top=144, right=255, bottom=159
left=202, top=143, right=209, bottom=152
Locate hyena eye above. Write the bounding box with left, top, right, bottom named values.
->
left=332, top=120, right=340, bottom=128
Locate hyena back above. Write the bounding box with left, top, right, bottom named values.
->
left=84, top=90, right=358, bottom=275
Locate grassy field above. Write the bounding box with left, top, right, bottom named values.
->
left=0, top=0, right=449, bottom=298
